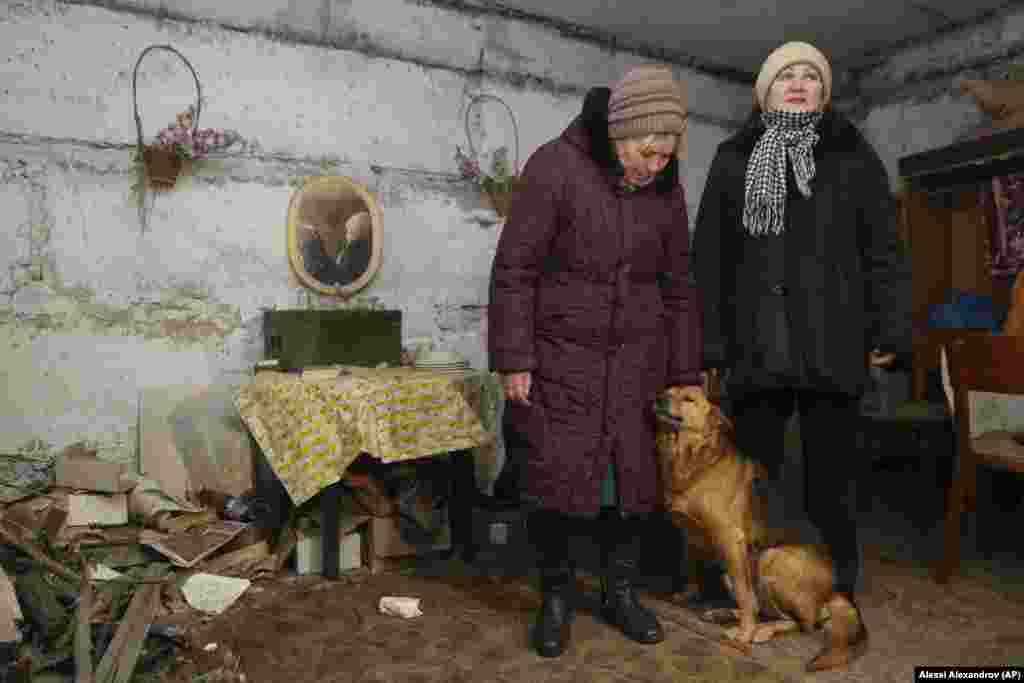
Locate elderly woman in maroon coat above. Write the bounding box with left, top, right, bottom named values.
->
left=488, top=65, right=702, bottom=657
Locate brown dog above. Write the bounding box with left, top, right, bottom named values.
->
left=655, top=385, right=868, bottom=672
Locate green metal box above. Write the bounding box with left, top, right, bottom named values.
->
left=262, top=309, right=402, bottom=371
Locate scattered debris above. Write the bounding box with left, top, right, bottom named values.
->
left=0, top=566, right=22, bottom=624
left=126, top=475, right=203, bottom=528
left=55, top=445, right=131, bottom=494
left=94, top=570, right=163, bottom=683
left=0, top=440, right=56, bottom=504
left=1, top=435, right=457, bottom=682
left=67, top=493, right=129, bottom=527
left=378, top=596, right=423, bottom=619
left=0, top=520, right=83, bottom=586
left=0, top=566, right=19, bottom=648
left=144, top=520, right=250, bottom=568
left=201, top=541, right=271, bottom=579
left=74, top=568, right=94, bottom=683
left=180, top=574, right=251, bottom=615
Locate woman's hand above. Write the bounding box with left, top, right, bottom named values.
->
left=502, top=371, right=532, bottom=405
left=869, top=349, right=896, bottom=368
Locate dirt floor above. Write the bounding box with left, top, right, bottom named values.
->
left=153, top=429, right=1024, bottom=683
left=155, top=539, right=1024, bottom=683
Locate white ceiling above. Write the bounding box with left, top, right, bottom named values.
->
left=479, top=0, right=1012, bottom=77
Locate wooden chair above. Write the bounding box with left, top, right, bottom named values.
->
left=937, top=334, right=1024, bottom=583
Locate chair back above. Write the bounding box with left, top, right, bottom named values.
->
left=946, top=334, right=1024, bottom=438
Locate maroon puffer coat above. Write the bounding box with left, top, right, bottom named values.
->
left=487, top=87, right=702, bottom=518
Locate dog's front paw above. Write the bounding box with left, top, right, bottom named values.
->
left=720, top=628, right=753, bottom=655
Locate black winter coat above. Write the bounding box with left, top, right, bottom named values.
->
left=692, top=109, right=912, bottom=398
left=488, top=88, right=701, bottom=518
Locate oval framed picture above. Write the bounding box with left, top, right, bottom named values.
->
left=287, top=175, right=384, bottom=297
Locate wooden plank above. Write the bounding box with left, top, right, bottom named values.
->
left=0, top=520, right=82, bottom=585
left=0, top=565, right=21, bottom=623
left=0, top=571, right=18, bottom=645
left=94, top=579, right=162, bottom=683
left=949, top=191, right=992, bottom=297
left=899, top=126, right=1024, bottom=181
left=200, top=541, right=270, bottom=576
left=143, top=520, right=250, bottom=568
left=75, top=569, right=95, bottom=683
left=904, top=156, right=1024, bottom=193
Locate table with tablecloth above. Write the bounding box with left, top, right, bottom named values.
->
left=234, top=366, right=501, bottom=507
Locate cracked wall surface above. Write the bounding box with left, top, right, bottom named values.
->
left=0, top=0, right=740, bottom=463
left=4, top=0, right=1020, bottom=467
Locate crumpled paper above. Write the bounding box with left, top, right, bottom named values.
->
left=378, top=596, right=423, bottom=619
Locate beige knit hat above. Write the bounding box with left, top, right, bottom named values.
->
left=754, top=41, right=832, bottom=111
left=607, top=65, right=687, bottom=140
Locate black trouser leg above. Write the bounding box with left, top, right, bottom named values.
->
left=599, top=513, right=664, bottom=644
left=796, top=391, right=863, bottom=597
left=527, top=508, right=575, bottom=657
left=732, top=388, right=795, bottom=481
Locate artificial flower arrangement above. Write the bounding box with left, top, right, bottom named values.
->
left=455, top=93, right=521, bottom=218
left=129, top=106, right=237, bottom=205
left=454, top=144, right=518, bottom=217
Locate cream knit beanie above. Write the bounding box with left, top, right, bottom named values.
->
left=754, top=42, right=832, bottom=111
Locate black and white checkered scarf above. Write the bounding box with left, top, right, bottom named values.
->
left=742, top=110, right=822, bottom=237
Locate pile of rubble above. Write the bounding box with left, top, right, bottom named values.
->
left=1, top=444, right=459, bottom=682
left=0, top=444, right=298, bottom=683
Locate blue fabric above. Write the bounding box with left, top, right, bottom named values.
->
left=928, top=292, right=1001, bottom=331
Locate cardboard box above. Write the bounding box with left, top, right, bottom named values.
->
left=295, top=527, right=364, bottom=575
left=362, top=515, right=451, bottom=573
left=66, top=493, right=128, bottom=527
left=55, top=452, right=129, bottom=494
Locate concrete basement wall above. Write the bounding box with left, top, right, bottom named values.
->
left=853, top=3, right=1024, bottom=186
left=0, top=0, right=751, bottom=464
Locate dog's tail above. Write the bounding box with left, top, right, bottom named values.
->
left=806, top=593, right=869, bottom=672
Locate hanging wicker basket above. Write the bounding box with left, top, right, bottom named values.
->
left=484, top=180, right=520, bottom=218
left=142, top=144, right=184, bottom=189
left=464, top=94, right=520, bottom=218
left=132, top=45, right=202, bottom=191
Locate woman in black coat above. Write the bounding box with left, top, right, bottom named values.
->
left=691, top=42, right=911, bottom=618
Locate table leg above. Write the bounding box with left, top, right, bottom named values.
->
left=448, top=449, right=477, bottom=562
left=321, top=481, right=341, bottom=580
left=250, top=433, right=293, bottom=530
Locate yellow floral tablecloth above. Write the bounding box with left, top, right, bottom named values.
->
left=235, top=366, right=499, bottom=506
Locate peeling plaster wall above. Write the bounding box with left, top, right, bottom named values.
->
left=0, top=0, right=747, bottom=462
left=854, top=3, right=1024, bottom=187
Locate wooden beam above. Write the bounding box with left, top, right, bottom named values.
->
left=0, top=521, right=82, bottom=586
left=75, top=568, right=95, bottom=683
left=94, top=576, right=163, bottom=683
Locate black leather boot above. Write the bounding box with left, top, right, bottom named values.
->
left=533, top=567, right=575, bottom=657
left=600, top=515, right=664, bottom=644
left=528, top=509, right=575, bottom=657
left=600, top=557, right=664, bottom=643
